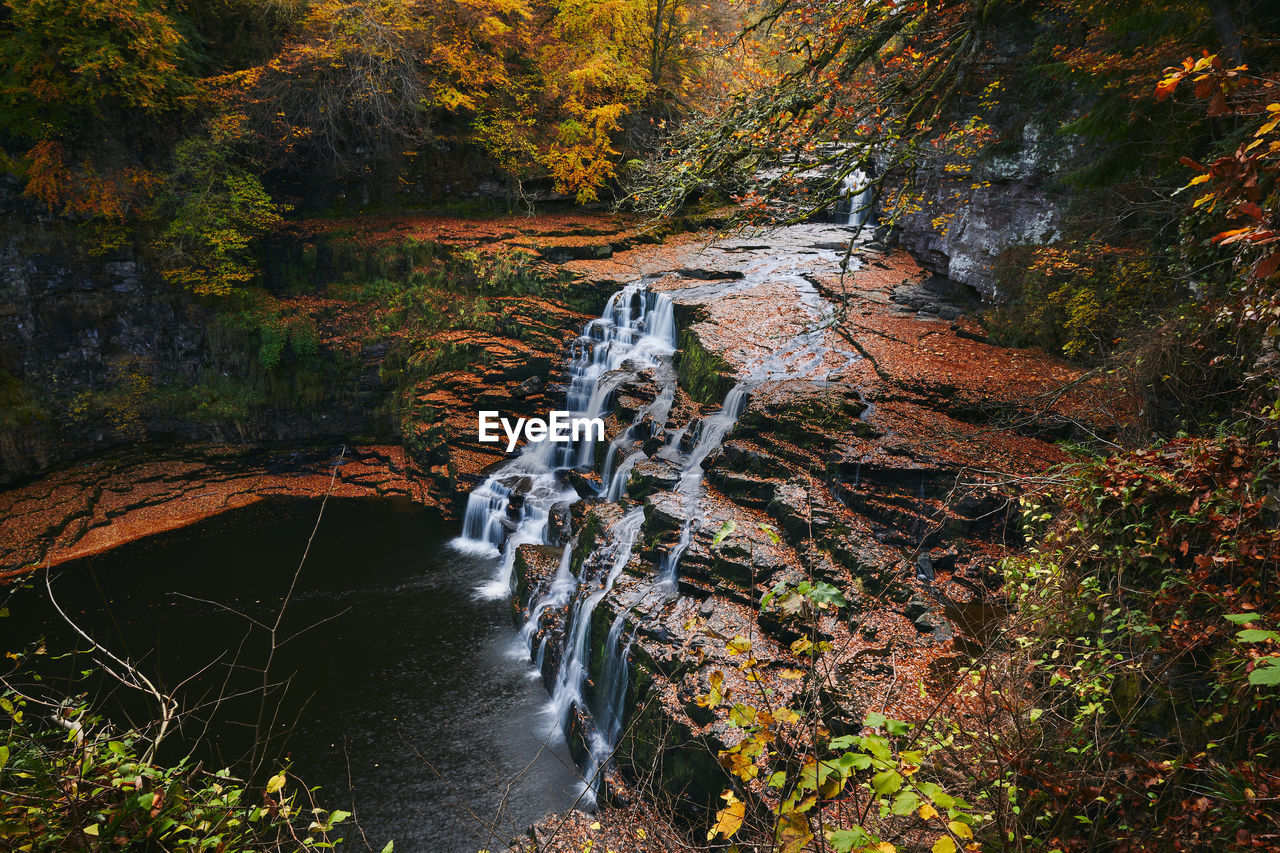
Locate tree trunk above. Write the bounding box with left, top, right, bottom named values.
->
left=1210, top=0, right=1243, bottom=63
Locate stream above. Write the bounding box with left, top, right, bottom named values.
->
left=5, top=498, right=581, bottom=853
left=6, top=220, right=873, bottom=849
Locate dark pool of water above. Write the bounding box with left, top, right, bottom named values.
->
left=3, top=497, right=581, bottom=852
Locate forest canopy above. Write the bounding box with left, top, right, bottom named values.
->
left=0, top=0, right=745, bottom=293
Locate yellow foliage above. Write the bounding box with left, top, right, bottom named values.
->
left=708, top=791, right=745, bottom=839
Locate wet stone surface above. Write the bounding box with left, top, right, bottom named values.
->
left=2, top=211, right=1127, bottom=848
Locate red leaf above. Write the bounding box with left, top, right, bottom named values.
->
left=1236, top=202, right=1264, bottom=221
left=1253, top=252, right=1280, bottom=280
left=1156, top=75, right=1183, bottom=100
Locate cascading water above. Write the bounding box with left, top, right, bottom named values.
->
left=452, top=281, right=676, bottom=598
left=580, top=611, right=637, bottom=808
left=451, top=278, right=685, bottom=807
left=545, top=507, right=646, bottom=734
left=453, top=272, right=757, bottom=809
left=840, top=169, right=873, bottom=228
left=657, top=383, right=752, bottom=590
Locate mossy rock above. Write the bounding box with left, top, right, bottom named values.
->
left=672, top=307, right=735, bottom=405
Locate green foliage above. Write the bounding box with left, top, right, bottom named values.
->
left=928, top=433, right=1280, bottom=849
left=171, top=370, right=269, bottom=426
left=0, top=0, right=193, bottom=138
left=152, top=117, right=288, bottom=298
left=0, top=685, right=349, bottom=851
left=1228, top=616, right=1280, bottom=687
left=696, top=571, right=978, bottom=852
left=986, top=242, right=1179, bottom=362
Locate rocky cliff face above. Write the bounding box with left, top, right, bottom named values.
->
left=0, top=178, right=392, bottom=485
left=0, top=177, right=210, bottom=482
left=880, top=123, right=1075, bottom=300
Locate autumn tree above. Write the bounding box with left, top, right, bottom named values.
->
left=151, top=114, right=287, bottom=298
left=0, top=0, right=194, bottom=218
left=629, top=0, right=1275, bottom=222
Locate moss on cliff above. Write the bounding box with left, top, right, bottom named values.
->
left=675, top=325, right=736, bottom=406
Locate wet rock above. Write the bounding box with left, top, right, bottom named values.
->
left=514, top=544, right=565, bottom=609
left=672, top=315, right=737, bottom=405
left=913, top=609, right=950, bottom=636
left=881, top=125, right=1073, bottom=297
left=889, top=275, right=977, bottom=320
left=548, top=500, right=573, bottom=544
left=929, top=548, right=958, bottom=573
left=736, top=384, right=867, bottom=448
left=916, top=553, right=935, bottom=582
left=673, top=269, right=745, bottom=281
left=613, top=371, right=660, bottom=422
left=717, top=441, right=791, bottom=479
left=706, top=470, right=777, bottom=507
left=904, top=595, right=931, bottom=621
left=642, top=492, right=687, bottom=535
left=628, top=458, right=682, bottom=501
left=710, top=541, right=786, bottom=588
left=536, top=243, right=615, bottom=262
left=564, top=468, right=600, bottom=498
left=512, top=375, right=544, bottom=398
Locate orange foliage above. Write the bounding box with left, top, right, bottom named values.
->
left=21, top=141, right=157, bottom=221
left=1157, top=53, right=1280, bottom=286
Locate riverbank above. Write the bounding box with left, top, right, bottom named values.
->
left=1, top=212, right=1124, bottom=849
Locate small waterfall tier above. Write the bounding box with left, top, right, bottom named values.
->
left=451, top=281, right=677, bottom=599
left=838, top=169, right=873, bottom=227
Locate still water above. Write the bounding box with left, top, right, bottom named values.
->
left=4, top=497, right=581, bottom=852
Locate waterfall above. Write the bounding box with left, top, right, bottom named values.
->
left=658, top=383, right=752, bottom=591
left=840, top=169, right=873, bottom=228
left=598, top=382, right=674, bottom=497
left=545, top=508, right=645, bottom=732
left=520, top=540, right=577, bottom=652
left=580, top=611, right=637, bottom=808
left=452, top=281, right=676, bottom=598
left=604, top=451, right=644, bottom=503
left=453, top=273, right=754, bottom=809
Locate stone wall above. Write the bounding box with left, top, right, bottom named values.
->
left=0, top=177, right=388, bottom=484
left=879, top=123, right=1077, bottom=300
left=0, top=176, right=204, bottom=482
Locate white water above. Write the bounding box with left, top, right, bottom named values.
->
left=580, top=610, right=637, bottom=808
left=452, top=281, right=676, bottom=598
left=545, top=507, right=646, bottom=735
left=657, top=383, right=752, bottom=591
left=455, top=222, right=877, bottom=814
left=450, top=279, right=692, bottom=808
left=840, top=169, right=873, bottom=227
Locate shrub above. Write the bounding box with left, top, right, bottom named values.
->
left=922, top=433, right=1280, bottom=850
left=0, top=684, right=351, bottom=851
left=986, top=243, right=1181, bottom=363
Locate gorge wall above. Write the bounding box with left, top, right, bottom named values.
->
left=0, top=176, right=399, bottom=485
left=878, top=122, right=1076, bottom=300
